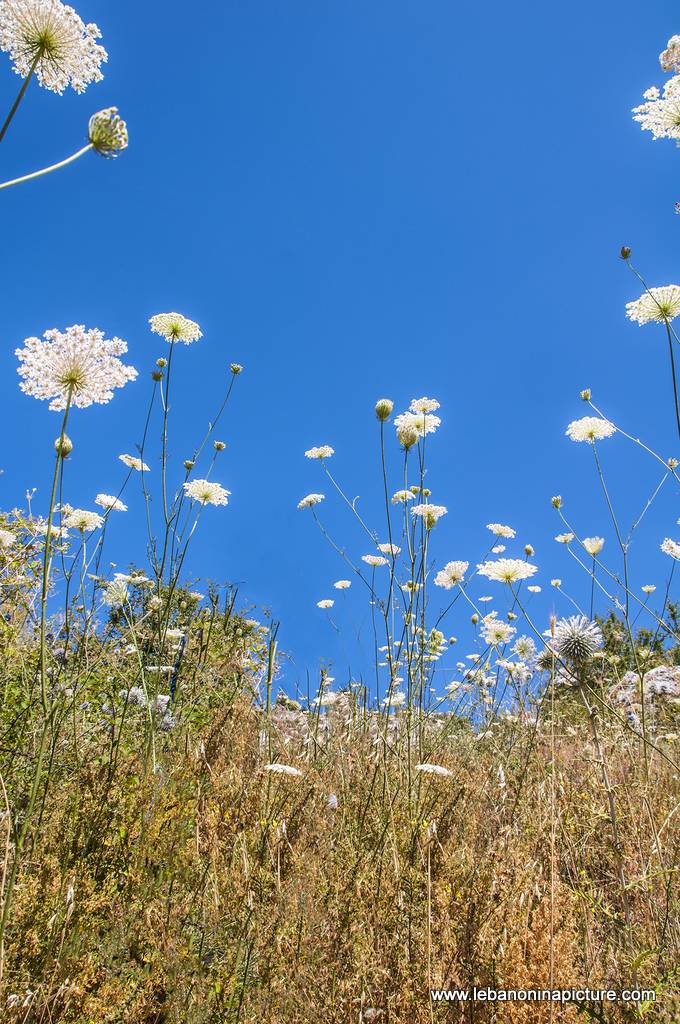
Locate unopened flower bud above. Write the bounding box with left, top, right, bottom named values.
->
left=524, top=544, right=534, bottom=556
left=620, top=246, right=631, bottom=260
left=551, top=495, right=562, bottom=509
left=156, top=358, right=167, bottom=369
left=230, top=363, right=243, bottom=375
left=88, top=107, right=128, bottom=158
left=471, top=613, right=479, bottom=625
left=422, top=488, right=431, bottom=498
left=184, top=459, right=195, bottom=471
left=214, top=440, right=226, bottom=451
left=152, top=370, right=163, bottom=382
left=375, top=398, right=393, bottom=421
left=55, top=435, right=73, bottom=457
left=669, top=458, right=679, bottom=470
left=580, top=388, right=591, bottom=401
left=507, top=611, right=517, bottom=621
left=398, top=425, right=419, bottom=449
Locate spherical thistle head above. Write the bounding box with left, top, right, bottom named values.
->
left=375, top=398, right=393, bottom=422
left=580, top=388, right=591, bottom=401
left=213, top=440, right=226, bottom=451
left=553, top=615, right=603, bottom=663
left=54, top=433, right=73, bottom=457
left=397, top=424, right=419, bottom=449
left=620, top=246, right=632, bottom=260
left=551, top=495, right=562, bottom=509
left=88, top=107, right=128, bottom=157
left=230, top=363, right=243, bottom=375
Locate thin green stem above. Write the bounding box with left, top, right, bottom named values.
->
left=0, top=144, right=93, bottom=191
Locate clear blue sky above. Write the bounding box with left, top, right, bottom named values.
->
left=2, top=0, right=679, bottom=695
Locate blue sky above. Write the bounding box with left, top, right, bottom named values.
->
left=1, top=0, right=679, bottom=696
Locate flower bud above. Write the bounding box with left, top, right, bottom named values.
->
left=375, top=398, right=394, bottom=421
left=524, top=544, right=534, bottom=556
left=620, top=246, right=631, bottom=260
left=669, top=458, right=679, bottom=470
left=156, top=357, right=167, bottom=368
left=422, top=488, right=431, bottom=498
left=551, top=495, right=562, bottom=509
left=230, top=363, right=243, bottom=375
left=398, top=425, right=419, bottom=449
left=184, top=459, right=195, bottom=471
left=471, top=613, right=479, bottom=625
left=580, top=388, right=591, bottom=401
left=507, top=611, right=517, bottom=621
left=55, top=434, right=73, bottom=457
left=214, top=440, right=226, bottom=451
left=152, top=370, right=163, bottom=382
left=88, top=107, right=128, bottom=157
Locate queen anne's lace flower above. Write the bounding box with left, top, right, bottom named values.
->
left=411, top=504, right=447, bottom=528
left=317, top=599, right=334, bottom=609
left=391, top=489, right=415, bottom=503
left=481, top=613, right=516, bottom=645
left=16, top=326, right=137, bottom=410
left=0, top=0, right=107, bottom=94
left=149, top=313, right=202, bottom=345
left=394, top=410, right=441, bottom=437
left=566, top=416, right=616, bottom=442
left=660, top=35, right=680, bottom=73
left=119, top=454, right=149, bottom=472
left=264, top=763, right=302, bottom=777
left=378, top=542, right=401, bottom=555
left=362, top=554, right=389, bottom=567
left=583, top=536, right=604, bottom=556
left=88, top=107, right=127, bottom=157
left=183, top=479, right=230, bottom=506
left=333, top=579, right=351, bottom=589
left=0, top=528, right=16, bottom=548
left=297, top=493, right=324, bottom=509
left=415, top=763, right=452, bottom=777
left=103, top=578, right=128, bottom=606
left=633, top=75, right=680, bottom=143
left=661, top=537, right=680, bottom=559
left=304, top=445, right=334, bottom=460
left=434, top=560, right=468, bottom=589
left=486, top=523, right=515, bottom=538
left=626, top=285, right=680, bottom=323
left=64, top=508, right=103, bottom=532
left=409, top=397, right=440, bottom=414
left=477, top=558, right=538, bottom=584
left=95, top=493, right=127, bottom=512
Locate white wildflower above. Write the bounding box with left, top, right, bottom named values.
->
left=263, top=763, right=302, bottom=777
left=415, top=763, right=452, bottom=777
left=183, top=479, right=230, bottom=506
left=633, top=75, right=680, bottom=143
left=583, top=536, right=604, bottom=556
left=149, top=313, right=202, bottom=345
left=304, top=445, right=334, bottom=460
left=642, top=584, right=656, bottom=594
left=88, top=106, right=127, bottom=156
left=555, top=533, right=574, bottom=544
left=527, top=585, right=541, bottom=593
left=391, top=489, right=415, bottom=503
left=362, top=554, right=389, bottom=567
left=0, top=0, right=107, bottom=94
left=378, top=542, right=401, bottom=555
left=333, top=579, right=351, bottom=589
left=16, top=325, right=137, bottom=410
left=0, top=528, right=16, bottom=548
left=95, top=493, right=127, bottom=512
left=119, top=453, right=149, bottom=472
left=486, top=523, right=515, bottom=538
left=317, top=599, right=334, bottom=609
left=566, top=416, right=616, bottom=442
left=411, top=503, right=447, bottom=528
left=103, top=578, right=128, bottom=607
left=297, top=493, right=324, bottom=509
left=64, top=508, right=103, bottom=532
left=409, top=397, right=440, bottom=414
left=661, top=537, right=680, bottom=559
left=477, top=558, right=538, bottom=584
left=481, top=614, right=516, bottom=646
left=434, top=560, right=468, bottom=589
left=660, top=35, right=680, bottom=72
left=393, top=410, right=441, bottom=437
left=626, top=285, right=680, bottom=323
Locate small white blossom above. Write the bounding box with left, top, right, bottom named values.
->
left=415, top=763, right=452, bottom=777
left=566, top=416, right=616, bottom=443
left=378, top=542, right=401, bottom=555
left=486, top=523, right=515, bottom=538
left=434, top=560, right=468, bottom=589
left=411, top=504, right=447, bottom=528
left=626, top=285, right=680, bottom=324
left=183, top=479, right=230, bottom=506
left=297, top=493, right=324, bottom=509
left=633, top=75, right=680, bottom=144
left=0, top=528, right=16, bottom=548
left=304, top=445, right=334, bottom=460
left=95, top=493, right=127, bottom=512
left=481, top=614, right=516, bottom=645
left=583, top=536, right=604, bottom=556
left=409, top=397, right=440, bottom=414
left=394, top=410, right=441, bottom=437
left=391, top=489, right=415, bottom=503
left=555, top=533, right=574, bottom=544
left=103, top=578, right=128, bottom=606
left=149, top=313, right=202, bottom=344
left=64, top=508, right=103, bottom=532
left=661, top=537, right=680, bottom=560
left=317, top=599, right=334, bottom=609
left=333, top=579, right=351, bottom=590
left=119, top=454, right=149, bottom=472
left=477, top=558, right=538, bottom=584
left=362, top=554, right=389, bottom=567
left=263, top=763, right=302, bottom=777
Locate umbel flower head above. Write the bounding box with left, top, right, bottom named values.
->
left=95, top=493, right=127, bottom=512
left=660, top=35, right=680, bottom=73
left=119, top=453, right=149, bottom=472
left=297, top=493, right=324, bottom=509
left=16, top=325, right=137, bottom=410
left=0, top=0, right=107, bottom=94
left=304, top=445, right=334, bottom=460
left=477, top=558, right=538, bottom=584
left=88, top=107, right=127, bottom=157
left=183, top=479, right=230, bottom=506
left=632, top=76, right=680, bottom=144
left=149, top=313, right=202, bottom=345
left=566, top=416, right=616, bottom=443
left=63, top=508, right=103, bottom=532
left=626, top=285, right=680, bottom=324
left=434, top=560, right=468, bottom=589
left=411, top=503, right=447, bottom=529
left=553, top=615, right=603, bottom=663
left=661, top=537, right=680, bottom=560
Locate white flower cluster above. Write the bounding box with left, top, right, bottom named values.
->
left=0, top=0, right=107, bottom=94
left=16, top=325, right=137, bottom=410
left=477, top=558, right=537, bottom=584
left=119, top=453, right=149, bottom=472
left=434, top=560, right=468, bottom=589
left=63, top=508, right=103, bottom=532
left=633, top=72, right=680, bottom=144
left=411, top=503, right=447, bottom=528
left=95, top=493, right=127, bottom=512
left=304, top=445, right=334, bottom=460
left=183, top=479, right=230, bottom=506
left=565, top=416, right=616, bottom=443
left=149, top=313, right=202, bottom=345
left=626, top=285, right=680, bottom=324
left=297, top=493, right=324, bottom=509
